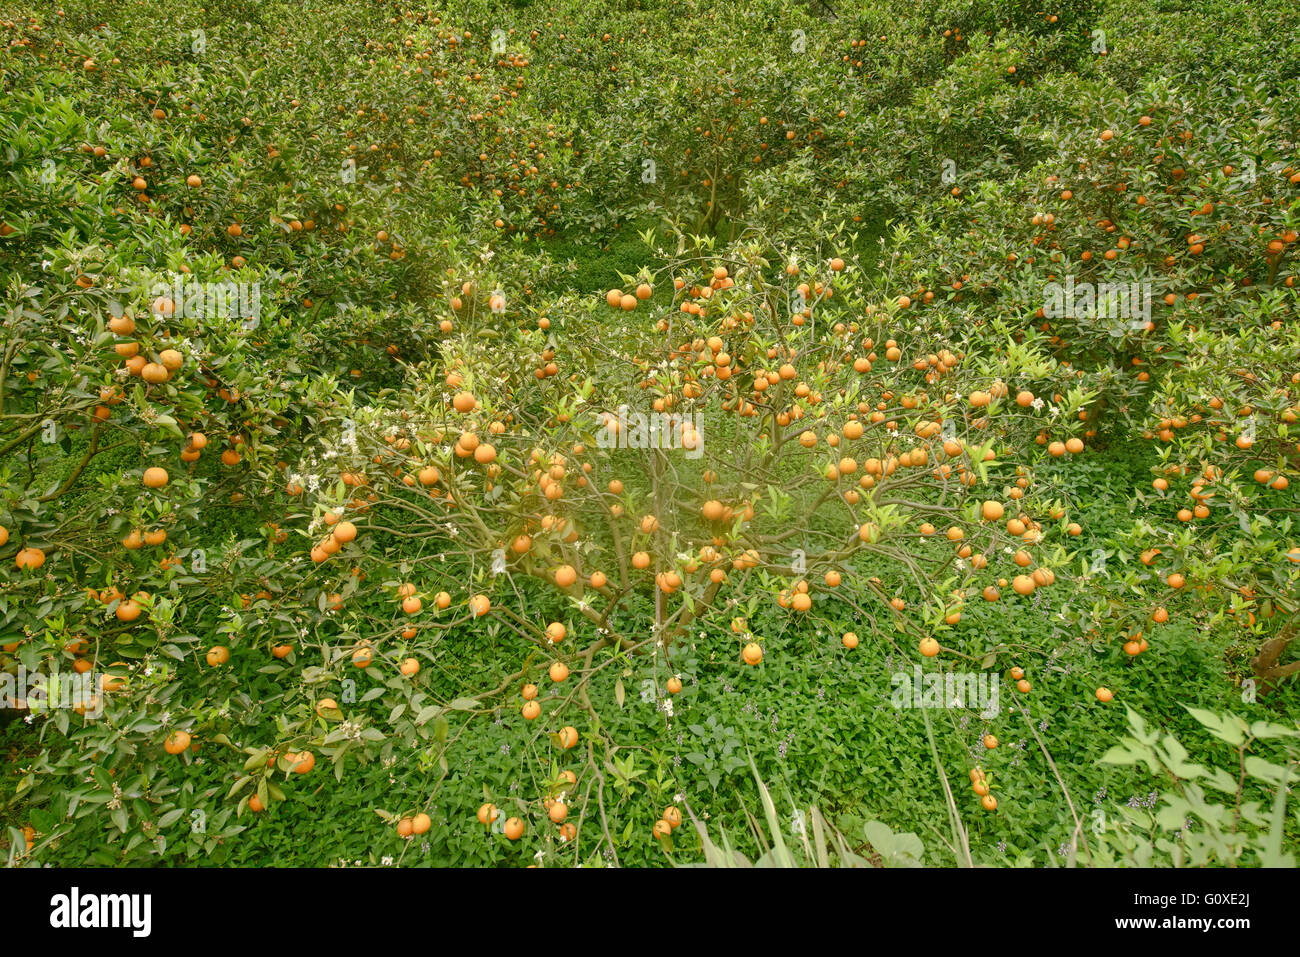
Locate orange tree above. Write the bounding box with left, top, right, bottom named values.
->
left=259, top=224, right=1097, bottom=853
left=860, top=62, right=1300, bottom=690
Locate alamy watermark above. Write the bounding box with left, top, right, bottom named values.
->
left=1, top=667, right=104, bottom=719
left=1043, top=277, right=1151, bottom=329
left=891, top=665, right=1000, bottom=718
left=148, top=274, right=262, bottom=325
left=596, top=406, right=704, bottom=459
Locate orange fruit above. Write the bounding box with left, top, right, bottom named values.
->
left=289, top=751, right=315, bottom=774
left=115, top=599, right=142, bottom=622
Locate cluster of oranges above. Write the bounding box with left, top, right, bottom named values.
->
left=969, top=767, right=996, bottom=811
left=475, top=780, right=583, bottom=847
left=651, top=804, right=683, bottom=840
left=395, top=812, right=432, bottom=838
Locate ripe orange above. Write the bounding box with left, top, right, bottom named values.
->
left=742, top=642, right=763, bottom=665
left=164, top=730, right=191, bottom=755
left=288, top=751, right=315, bottom=774
left=549, top=661, right=569, bottom=682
